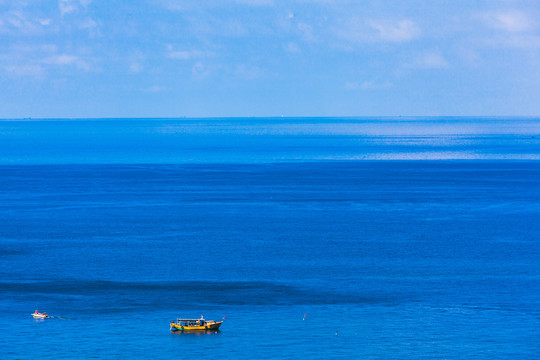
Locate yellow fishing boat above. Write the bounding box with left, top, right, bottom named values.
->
left=170, top=316, right=223, bottom=331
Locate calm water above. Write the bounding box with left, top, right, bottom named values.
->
left=1, top=118, right=539, bottom=358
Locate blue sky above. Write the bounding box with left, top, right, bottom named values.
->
left=1, top=0, right=539, bottom=118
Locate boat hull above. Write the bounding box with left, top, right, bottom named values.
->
left=170, top=321, right=222, bottom=331
left=32, top=314, right=49, bottom=319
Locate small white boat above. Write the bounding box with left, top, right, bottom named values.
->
left=32, top=310, right=49, bottom=319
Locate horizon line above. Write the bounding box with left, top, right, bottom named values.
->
left=2, top=115, right=540, bottom=121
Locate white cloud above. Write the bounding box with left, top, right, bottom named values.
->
left=334, top=17, right=421, bottom=46
left=413, top=51, right=448, bottom=69
left=284, top=42, right=300, bottom=53
left=4, top=64, right=44, bottom=77
left=59, top=0, right=77, bottom=15
left=0, top=9, right=48, bottom=34
left=160, top=0, right=273, bottom=11
left=490, top=34, right=540, bottom=49
left=234, top=64, right=261, bottom=80
left=43, top=54, right=79, bottom=65
left=297, top=22, right=315, bottom=42
left=234, top=0, right=273, bottom=6
left=360, top=81, right=393, bottom=90
left=6, top=11, right=24, bottom=28
left=143, top=85, right=166, bottom=93
left=129, top=62, right=143, bottom=73
left=80, top=0, right=93, bottom=7
left=0, top=42, right=96, bottom=78
left=79, top=17, right=97, bottom=29
left=345, top=81, right=393, bottom=91
left=484, top=11, right=533, bottom=33
left=168, top=49, right=208, bottom=60
left=477, top=10, right=540, bottom=49
left=368, top=19, right=420, bottom=42
left=158, top=0, right=187, bottom=11
left=344, top=82, right=359, bottom=90
left=127, top=51, right=146, bottom=74
left=78, top=17, right=100, bottom=37
left=192, top=62, right=213, bottom=78
left=58, top=0, right=92, bottom=15
left=41, top=53, right=92, bottom=71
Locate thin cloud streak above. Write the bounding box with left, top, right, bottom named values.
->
left=412, top=51, right=449, bottom=69
left=483, top=10, right=534, bottom=33
left=368, top=19, right=421, bottom=42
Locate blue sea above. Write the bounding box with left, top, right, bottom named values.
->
left=1, top=118, right=539, bottom=359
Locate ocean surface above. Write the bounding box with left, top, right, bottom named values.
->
left=1, top=118, right=539, bottom=359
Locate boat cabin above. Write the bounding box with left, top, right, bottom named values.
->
left=171, top=318, right=216, bottom=327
